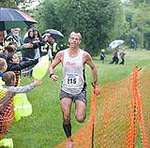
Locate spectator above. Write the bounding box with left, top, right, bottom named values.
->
left=41, top=33, right=53, bottom=61
left=0, top=71, right=41, bottom=140
left=130, top=36, right=137, bottom=49
left=48, top=35, right=59, bottom=59
left=0, top=31, right=5, bottom=49
left=22, top=29, right=35, bottom=60
left=2, top=46, right=38, bottom=85
left=100, top=49, right=105, bottom=63
left=5, top=28, right=23, bottom=50
left=109, top=49, right=119, bottom=64
left=33, top=30, right=43, bottom=59
left=119, top=50, right=126, bottom=65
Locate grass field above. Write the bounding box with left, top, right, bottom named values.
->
left=6, top=49, right=150, bottom=148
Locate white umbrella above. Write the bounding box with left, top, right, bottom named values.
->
left=43, top=29, right=64, bottom=39
left=109, top=40, right=124, bottom=50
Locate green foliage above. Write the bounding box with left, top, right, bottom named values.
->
left=132, top=0, right=150, bottom=7
left=124, top=1, right=150, bottom=49
left=0, top=0, right=16, bottom=8
left=35, top=0, right=122, bottom=55
left=113, top=4, right=130, bottom=41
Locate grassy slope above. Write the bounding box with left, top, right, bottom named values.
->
left=6, top=50, right=150, bottom=148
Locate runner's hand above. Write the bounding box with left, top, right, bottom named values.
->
left=93, top=85, right=100, bottom=96
left=51, top=74, right=59, bottom=81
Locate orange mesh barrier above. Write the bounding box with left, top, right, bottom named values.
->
left=138, top=68, right=150, bottom=147
left=95, top=79, right=131, bottom=148
left=55, top=67, right=150, bottom=148
left=96, top=68, right=150, bottom=148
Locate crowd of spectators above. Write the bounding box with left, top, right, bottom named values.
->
left=0, top=27, right=61, bottom=77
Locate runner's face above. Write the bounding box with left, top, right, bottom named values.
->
left=69, top=34, right=80, bottom=49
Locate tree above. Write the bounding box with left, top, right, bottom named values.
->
left=124, top=1, right=150, bottom=49
left=36, top=0, right=121, bottom=55
left=0, top=0, right=16, bottom=8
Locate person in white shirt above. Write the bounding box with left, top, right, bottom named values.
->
left=49, top=32, right=100, bottom=148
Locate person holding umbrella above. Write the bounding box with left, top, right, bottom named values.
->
left=119, top=50, right=126, bottom=65
left=42, top=29, right=63, bottom=58
left=108, top=40, right=124, bottom=65
left=49, top=32, right=100, bottom=148
left=0, top=7, right=37, bottom=56
left=49, top=36, right=58, bottom=58
left=109, top=48, right=119, bottom=64
left=41, top=33, right=53, bottom=61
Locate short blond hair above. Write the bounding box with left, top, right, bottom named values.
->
left=69, top=32, right=82, bottom=40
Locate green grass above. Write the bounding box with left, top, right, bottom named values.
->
left=6, top=49, right=150, bottom=148
left=136, top=127, right=142, bottom=148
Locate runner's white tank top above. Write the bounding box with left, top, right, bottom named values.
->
left=61, top=49, right=85, bottom=95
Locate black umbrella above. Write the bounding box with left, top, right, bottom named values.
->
left=0, top=7, right=37, bottom=31
left=43, top=29, right=64, bottom=39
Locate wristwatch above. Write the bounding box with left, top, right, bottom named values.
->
left=49, top=73, right=54, bottom=78
left=91, top=80, right=98, bottom=88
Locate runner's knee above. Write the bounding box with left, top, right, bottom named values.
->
left=75, top=113, right=86, bottom=123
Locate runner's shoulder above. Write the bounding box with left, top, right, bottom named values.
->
left=56, top=49, right=65, bottom=57
left=82, top=50, right=92, bottom=59
left=55, top=48, right=68, bottom=60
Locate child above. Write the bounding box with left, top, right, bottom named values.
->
left=2, top=71, right=41, bottom=93
left=0, top=58, right=8, bottom=85
left=0, top=58, right=7, bottom=74
left=4, top=46, right=39, bottom=85
left=0, top=71, right=41, bottom=140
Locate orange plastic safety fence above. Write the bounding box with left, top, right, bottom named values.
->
left=55, top=67, right=150, bottom=148
left=95, top=79, right=131, bottom=148
left=138, top=68, right=150, bottom=147
left=95, top=67, right=150, bottom=148
left=126, top=68, right=150, bottom=148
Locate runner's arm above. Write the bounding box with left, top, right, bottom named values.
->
left=85, top=53, right=100, bottom=95
left=49, top=51, right=63, bottom=79
left=85, top=52, right=98, bottom=87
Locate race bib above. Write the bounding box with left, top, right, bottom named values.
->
left=65, top=73, right=80, bottom=86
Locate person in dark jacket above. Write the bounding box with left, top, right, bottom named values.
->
left=0, top=46, right=39, bottom=85
left=100, top=49, right=105, bottom=63
left=119, top=50, right=126, bottom=65
left=22, top=29, right=36, bottom=60
left=109, top=49, right=119, bottom=64
left=7, top=53, right=38, bottom=86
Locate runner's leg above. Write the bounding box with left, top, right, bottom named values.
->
left=75, top=100, right=86, bottom=123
